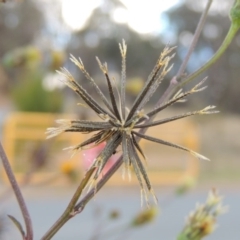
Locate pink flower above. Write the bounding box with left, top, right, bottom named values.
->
left=82, top=142, right=119, bottom=177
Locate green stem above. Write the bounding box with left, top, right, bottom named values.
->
left=74, top=156, right=123, bottom=211
left=40, top=168, right=95, bottom=240
left=180, top=22, right=240, bottom=87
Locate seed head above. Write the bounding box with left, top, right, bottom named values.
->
left=46, top=40, right=217, bottom=205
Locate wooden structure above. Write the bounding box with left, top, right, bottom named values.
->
left=2, top=111, right=200, bottom=186
left=2, top=112, right=82, bottom=184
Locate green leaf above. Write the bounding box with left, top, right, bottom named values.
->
left=8, top=215, right=26, bottom=239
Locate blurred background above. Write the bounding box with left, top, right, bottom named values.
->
left=0, top=0, right=240, bottom=239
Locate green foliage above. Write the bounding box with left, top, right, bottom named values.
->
left=3, top=46, right=64, bottom=113
left=2, top=46, right=41, bottom=69
left=230, top=0, right=240, bottom=26
left=12, top=71, right=63, bottom=113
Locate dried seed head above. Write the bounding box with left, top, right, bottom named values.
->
left=47, top=40, right=218, bottom=206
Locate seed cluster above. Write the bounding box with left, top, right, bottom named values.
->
left=46, top=40, right=217, bottom=205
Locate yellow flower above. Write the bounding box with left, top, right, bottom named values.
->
left=131, top=206, right=158, bottom=227
left=60, top=161, right=79, bottom=182
left=60, top=161, right=75, bottom=174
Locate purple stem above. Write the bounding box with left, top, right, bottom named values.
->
left=0, top=142, right=33, bottom=240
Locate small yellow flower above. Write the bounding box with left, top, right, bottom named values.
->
left=131, top=206, right=158, bottom=227
left=60, top=161, right=78, bottom=182
left=60, top=161, right=75, bottom=174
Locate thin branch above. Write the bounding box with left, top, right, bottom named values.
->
left=127, top=2, right=211, bottom=147
left=74, top=156, right=123, bottom=212
left=0, top=142, right=33, bottom=240
left=176, top=0, right=213, bottom=78
left=155, top=0, right=214, bottom=105
left=41, top=167, right=96, bottom=240
left=179, top=0, right=240, bottom=87
left=179, top=23, right=240, bottom=87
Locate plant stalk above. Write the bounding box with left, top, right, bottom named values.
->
left=41, top=167, right=95, bottom=240
left=0, top=142, right=33, bottom=240
left=180, top=22, right=240, bottom=88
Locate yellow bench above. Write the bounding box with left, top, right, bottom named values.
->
left=2, top=112, right=82, bottom=184
left=2, top=111, right=200, bottom=186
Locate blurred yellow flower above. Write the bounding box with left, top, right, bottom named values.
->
left=131, top=206, right=158, bottom=227
left=60, top=161, right=78, bottom=182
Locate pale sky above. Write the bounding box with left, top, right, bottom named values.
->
left=60, top=0, right=181, bottom=34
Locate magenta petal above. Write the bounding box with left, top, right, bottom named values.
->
left=82, top=142, right=119, bottom=176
